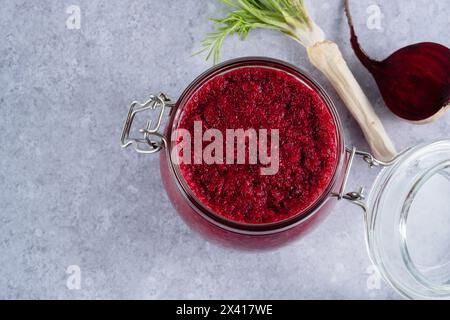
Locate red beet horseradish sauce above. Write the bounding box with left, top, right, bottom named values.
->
left=173, top=66, right=339, bottom=225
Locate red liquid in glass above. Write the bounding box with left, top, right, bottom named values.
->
left=178, top=67, right=338, bottom=224
left=161, top=61, right=343, bottom=249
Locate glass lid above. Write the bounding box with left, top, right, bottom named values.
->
left=366, top=139, right=450, bottom=299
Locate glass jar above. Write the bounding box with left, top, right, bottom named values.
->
left=364, top=140, right=450, bottom=299
left=122, top=57, right=346, bottom=249
left=120, top=57, right=450, bottom=299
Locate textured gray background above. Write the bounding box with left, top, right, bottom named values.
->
left=0, top=0, right=449, bottom=299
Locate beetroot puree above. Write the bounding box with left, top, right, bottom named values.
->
left=177, top=67, right=338, bottom=224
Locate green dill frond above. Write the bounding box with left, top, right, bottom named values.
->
left=199, top=0, right=315, bottom=64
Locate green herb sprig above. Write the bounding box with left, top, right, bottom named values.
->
left=199, top=0, right=313, bottom=64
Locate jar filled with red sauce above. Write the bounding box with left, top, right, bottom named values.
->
left=122, top=58, right=345, bottom=249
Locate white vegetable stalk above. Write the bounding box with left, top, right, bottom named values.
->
left=202, top=0, right=397, bottom=161
left=302, top=24, right=397, bottom=161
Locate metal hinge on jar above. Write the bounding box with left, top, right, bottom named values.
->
left=333, top=146, right=406, bottom=212
left=121, top=93, right=175, bottom=154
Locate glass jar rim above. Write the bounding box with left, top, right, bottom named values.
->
left=164, top=57, right=345, bottom=234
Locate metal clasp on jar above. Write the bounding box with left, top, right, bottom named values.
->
left=121, top=93, right=175, bottom=154
left=333, top=146, right=407, bottom=211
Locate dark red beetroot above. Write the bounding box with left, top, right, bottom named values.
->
left=176, top=67, right=338, bottom=224
left=344, top=0, right=450, bottom=123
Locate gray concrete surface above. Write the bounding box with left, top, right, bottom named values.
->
left=0, top=0, right=449, bottom=299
